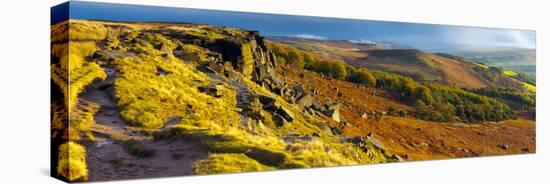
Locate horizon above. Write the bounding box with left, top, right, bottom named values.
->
left=59, top=1, right=536, bottom=51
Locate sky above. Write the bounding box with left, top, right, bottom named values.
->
left=55, top=1, right=536, bottom=51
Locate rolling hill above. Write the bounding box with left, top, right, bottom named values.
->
left=447, top=47, right=536, bottom=77
left=272, top=37, right=535, bottom=93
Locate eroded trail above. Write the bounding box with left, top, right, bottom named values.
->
left=81, top=68, right=207, bottom=181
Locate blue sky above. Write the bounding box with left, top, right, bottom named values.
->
left=62, top=1, right=535, bottom=51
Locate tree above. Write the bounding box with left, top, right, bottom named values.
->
left=330, top=61, right=348, bottom=80
left=413, top=86, right=434, bottom=105
left=348, top=69, right=376, bottom=86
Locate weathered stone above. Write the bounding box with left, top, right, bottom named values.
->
left=295, top=94, right=313, bottom=107
left=276, top=106, right=294, bottom=122
left=155, top=42, right=172, bottom=53
left=198, top=84, right=225, bottom=98
left=499, top=144, right=512, bottom=150
left=390, top=154, right=404, bottom=161
left=360, top=112, right=368, bottom=119
left=156, top=67, right=171, bottom=76
left=292, top=85, right=307, bottom=98
left=343, top=135, right=387, bottom=151
left=282, top=136, right=314, bottom=143
left=330, top=127, right=343, bottom=135
left=311, top=100, right=326, bottom=111
left=207, top=62, right=224, bottom=73
left=312, top=89, right=319, bottom=95
left=258, top=95, right=276, bottom=105
left=367, top=136, right=386, bottom=150
left=272, top=113, right=287, bottom=126
left=322, top=103, right=341, bottom=122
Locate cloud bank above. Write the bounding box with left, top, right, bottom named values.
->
left=290, top=34, right=327, bottom=40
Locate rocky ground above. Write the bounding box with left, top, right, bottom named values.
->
left=279, top=67, right=535, bottom=160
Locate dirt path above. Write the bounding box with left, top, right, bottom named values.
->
left=81, top=67, right=207, bottom=181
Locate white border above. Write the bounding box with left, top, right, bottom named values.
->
left=0, top=0, right=548, bottom=184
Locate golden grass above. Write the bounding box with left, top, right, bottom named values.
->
left=56, top=20, right=391, bottom=175
left=68, top=102, right=100, bottom=141
left=523, top=82, right=536, bottom=93
left=68, top=20, right=107, bottom=41
left=51, top=22, right=107, bottom=109
left=195, top=153, right=275, bottom=174
left=57, top=142, right=88, bottom=182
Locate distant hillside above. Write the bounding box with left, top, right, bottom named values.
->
left=449, top=47, right=536, bottom=77
left=272, top=38, right=534, bottom=92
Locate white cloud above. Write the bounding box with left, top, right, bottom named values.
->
left=290, top=34, right=327, bottom=40
left=348, top=39, right=376, bottom=44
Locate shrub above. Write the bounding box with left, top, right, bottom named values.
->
left=348, top=69, right=376, bottom=87
left=305, top=59, right=348, bottom=79
left=286, top=49, right=305, bottom=68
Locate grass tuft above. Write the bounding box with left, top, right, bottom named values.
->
left=57, top=142, right=88, bottom=182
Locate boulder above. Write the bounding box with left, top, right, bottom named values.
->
left=322, top=103, right=341, bottom=123
left=292, top=85, right=307, bottom=98
left=499, top=144, right=512, bottom=150
left=295, top=94, right=313, bottom=107
left=258, top=95, right=276, bottom=105
left=154, top=42, right=172, bottom=53
left=173, top=45, right=201, bottom=62
left=276, top=106, right=294, bottom=122
left=344, top=135, right=387, bottom=151
left=258, top=95, right=279, bottom=111
left=312, top=89, right=319, bottom=95
left=311, top=100, right=326, bottom=111
left=366, top=136, right=386, bottom=151
left=390, top=154, right=405, bottom=161
left=330, top=127, right=343, bottom=135
left=198, top=84, right=225, bottom=98
left=156, top=67, right=171, bottom=76
left=207, top=61, right=225, bottom=73
left=272, top=113, right=287, bottom=126
left=360, top=112, right=368, bottom=119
